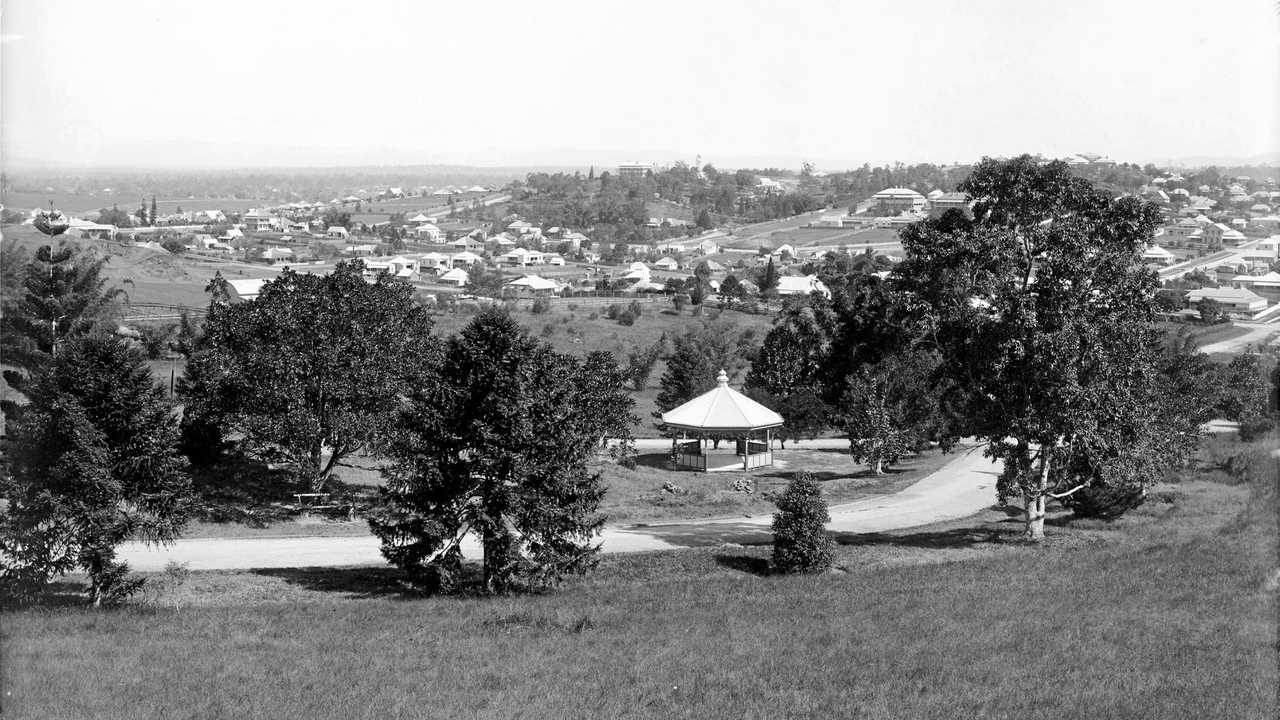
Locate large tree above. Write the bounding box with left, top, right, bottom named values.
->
left=896, top=155, right=1166, bottom=539
left=180, top=262, right=437, bottom=490
left=0, top=334, right=191, bottom=605
left=746, top=302, right=838, bottom=447
left=371, top=309, right=633, bottom=593
left=655, top=319, right=753, bottom=416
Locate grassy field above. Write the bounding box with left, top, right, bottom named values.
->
left=4, top=436, right=1275, bottom=719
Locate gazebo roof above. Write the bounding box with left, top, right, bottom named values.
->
left=661, top=370, right=784, bottom=432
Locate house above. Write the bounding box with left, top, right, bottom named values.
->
left=448, top=250, right=483, bottom=267
left=226, top=278, right=269, bottom=302
left=770, top=244, right=796, bottom=259
left=1142, top=245, right=1176, bottom=265
left=242, top=209, right=277, bottom=232
left=1231, top=271, right=1280, bottom=290
left=221, top=227, right=245, bottom=241
left=327, top=226, right=350, bottom=239
left=869, top=187, right=927, bottom=213
left=928, top=191, right=972, bottom=218
left=409, top=213, right=436, bottom=224
left=437, top=267, right=469, bottom=287
left=653, top=256, right=681, bottom=271
left=1203, top=222, right=1246, bottom=248
left=1165, top=218, right=1202, bottom=240
left=411, top=223, right=442, bottom=241
left=449, top=236, right=486, bottom=253
left=499, top=248, right=534, bottom=266
left=262, top=247, right=294, bottom=262
left=416, top=251, right=450, bottom=270
left=288, top=221, right=310, bottom=234
left=363, top=256, right=418, bottom=279
left=775, top=274, right=832, bottom=299
left=504, top=275, right=562, bottom=297
left=1184, top=287, right=1267, bottom=319
left=343, top=243, right=378, bottom=256
left=623, top=262, right=651, bottom=281
left=546, top=254, right=566, bottom=266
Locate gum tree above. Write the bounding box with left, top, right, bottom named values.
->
left=896, top=156, right=1164, bottom=540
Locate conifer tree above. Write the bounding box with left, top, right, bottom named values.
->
left=771, top=472, right=834, bottom=573
left=0, top=334, right=192, bottom=605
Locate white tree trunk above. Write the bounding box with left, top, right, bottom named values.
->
left=1024, top=450, right=1051, bottom=541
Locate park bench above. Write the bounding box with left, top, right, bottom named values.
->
left=292, top=492, right=356, bottom=520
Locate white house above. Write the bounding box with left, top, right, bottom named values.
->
left=226, top=278, right=269, bottom=302
left=437, top=267, right=469, bottom=286
left=1184, top=287, right=1267, bottom=319
left=412, top=223, right=442, bottom=240
left=776, top=274, right=832, bottom=299
left=653, top=256, right=681, bottom=271
left=449, top=250, right=484, bottom=266
left=1142, top=245, right=1176, bottom=265
left=262, top=247, right=294, bottom=262
left=504, top=275, right=562, bottom=297
left=327, top=226, right=351, bottom=239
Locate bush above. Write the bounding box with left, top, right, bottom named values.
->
left=605, top=303, right=621, bottom=320
left=541, top=323, right=555, bottom=337
left=531, top=297, right=552, bottom=314
left=771, top=472, right=834, bottom=573
left=1066, top=483, right=1147, bottom=520
left=588, top=311, right=599, bottom=321
left=616, top=310, right=636, bottom=326
left=627, top=300, right=644, bottom=318
left=1238, top=416, right=1275, bottom=442
left=136, top=324, right=176, bottom=360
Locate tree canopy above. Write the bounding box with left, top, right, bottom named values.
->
left=371, top=309, right=634, bottom=593
left=1, top=334, right=191, bottom=605
left=180, top=262, right=437, bottom=490
left=895, top=155, right=1166, bottom=539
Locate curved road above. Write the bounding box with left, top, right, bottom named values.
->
left=117, top=445, right=1000, bottom=571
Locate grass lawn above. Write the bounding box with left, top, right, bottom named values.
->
left=4, top=437, right=1275, bottom=719
left=598, top=445, right=960, bottom=523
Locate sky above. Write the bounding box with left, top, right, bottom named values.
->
left=2, top=0, right=1278, bottom=171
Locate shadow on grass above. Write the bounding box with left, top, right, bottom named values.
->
left=251, top=566, right=428, bottom=600
left=714, top=553, right=772, bottom=576
left=830, top=525, right=1012, bottom=549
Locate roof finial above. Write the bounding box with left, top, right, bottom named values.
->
left=716, top=369, right=729, bottom=387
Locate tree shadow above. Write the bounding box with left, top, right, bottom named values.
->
left=633, top=452, right=675, bottom=470
left=714, top=553, right=772, bottom=576
left=830, top=525, right=1013, bottom=548
left=251, top=566, right=432, bottom=600
left=190, top=456, right=297, bottom=526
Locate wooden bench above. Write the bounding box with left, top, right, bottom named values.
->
left=293, top=492, right=355, bottom=520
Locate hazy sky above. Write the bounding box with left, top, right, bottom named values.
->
left=2, top=0, right=1277, bottom=170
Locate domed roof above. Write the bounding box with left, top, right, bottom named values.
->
left=660, top=370, right=784, bottom=432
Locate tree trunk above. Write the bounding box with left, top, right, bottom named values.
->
left=871, top=457, right=883, bottom=475
left=1024, top=451, right=1051, bottom=541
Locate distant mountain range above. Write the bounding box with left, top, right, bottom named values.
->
left=1152, top=152, right=1280, bottom=168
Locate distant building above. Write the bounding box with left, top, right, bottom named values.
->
left=776, top=274, right=832, bottom=299
left=617, top=162, right=654, bottom=180
left=928, top=192, right=972, bottom=218
left=327, top=226, right=350, bottom=239
left=870, top=188, right=927, bottom=213
left=1184, top=287, right=1267, bottom=319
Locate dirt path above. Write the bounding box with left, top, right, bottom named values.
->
left=1197, top=322, right=1280, bottom=355
left=117, top=446, right=999, bottom=571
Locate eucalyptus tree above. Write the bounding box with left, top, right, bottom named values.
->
left=895, top=156, right=1165, bottom=539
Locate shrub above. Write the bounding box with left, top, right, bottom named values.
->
left=531, top=297, right=552, bottom=314
left=588, top=311, right=599, bottom=321
left=1067, top=484, right=1147, bottom=520
left=616, top=310, right=636, bottom=326
left=627, top=300, right=644, bottom=318
left=541, top=323, right=555, bottom=337
left=605, top=303, right=621, bottom=320
left=1238, top=416, right=1276, bottom=442
left=771, top=472, right=834, bottom=573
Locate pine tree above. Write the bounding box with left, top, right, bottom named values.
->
left=761, top=257, right=779, bottom=292
left=771, top=472, right=834, bottom=573
left=371, top=309, right=634, bottom=593
left=150, top=196, right=158, bottom=226
left=0, top=334, right=192, bottom=605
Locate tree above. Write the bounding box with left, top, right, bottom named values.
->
left=370, top=310, right=634, bottom=593
left=656, top=320, right=752, bottom=415
left=695, top=207, right=713, bottom=230
left=626, top=340, right=663, bottom=391
left=1, top=243, right=124, bottom=411
left=746, top=303, right=838, bottom=446
left=720, top=273, right=743, bottom=300
left=150, top=196, right=158, bottom=226
left=895, top=155, right=1166, bottom=540
left=760, top=257, right=779, bottom=293
left=0, top=334, right=191, bottom=605
left=1197, top=298, right=1226, bottom=324
left=771, top=472, right=834, bottom=573
left=180, top=262, right=437, bottom=490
